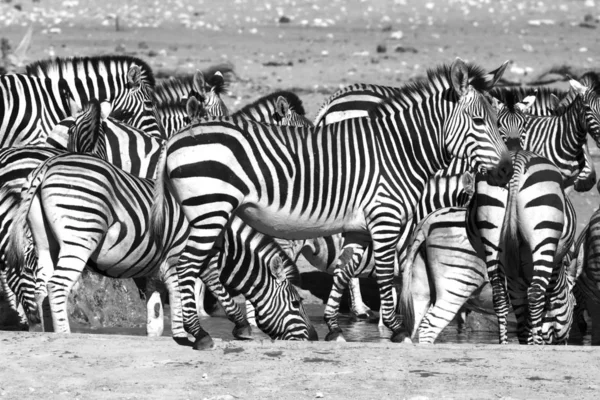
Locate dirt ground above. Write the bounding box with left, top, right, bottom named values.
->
left=2, top=0, right=600, bottom=398
left=2, top=331, right=600, bottom=400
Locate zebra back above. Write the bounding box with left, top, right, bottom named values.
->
left=233, top=91, right=313, bottom=127
left=25, top=56, right=163, bottom=139
left=313, top=83, right=401, bottom=126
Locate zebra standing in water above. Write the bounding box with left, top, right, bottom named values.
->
left=0, top=56, right=162, bottom=147
left=151, top=59, right=513, bottom=347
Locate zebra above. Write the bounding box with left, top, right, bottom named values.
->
left=235, top=91, right=313, bottom=128
left=467, top=150, right=577, bottom=344
left=313, top=83, right=401, bottom=127
left=492, top=83, right=599, bottom=192
left=277, top=170, right=476, bottom=327
left=400, top=206, right=488, bottom=344
left=0, top=56, right=162, bottom=147
left=153, top=64, right=235, bottom=106
left=6, top=152, right=316, bottom=344
left=151, top=59, right=513, bottom=345
left=573, top=205, right=600, bottom=345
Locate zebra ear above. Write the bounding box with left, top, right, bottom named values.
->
left=186, top=96, right=203, bottom=123
left=275, top=96, right=290, bottom=118
left=269, top=255, right=286, bottom=285
left=100, top=102, right=112, bottom=121
left=193, top=70, right=206, bottom=95
left=548, top=93, right=560, bottom=111
left=68, top=96, right=82, bottom=116
left=450, top=58, right=469, bottom=97
left=515, top=95, right=536, bottom=112
left=484, top=60, right=509, bottom=89
left=569, top=79, right=588, bottom=96
left=461, top=172, right=475, bottom=197
left=127, top=65, right=142, bottom=89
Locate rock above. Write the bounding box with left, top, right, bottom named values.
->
left=315, top=392, right=324, bottom=398
left=115, top=43, right=126, bottom=53
left=390, top=30, right=403, bottom=40
left=381, top=24, right=393, bottom=32
left=394, top=45, right=418, bottom=54
left=376, top=44, right=387, bottom=53
left=278, top=16, right=291, bottom=23
left=13, top=4, right=21, bottom=11
left=148, top=50, right=158, bottom=57
left=138, top=42, right=149, bottom=49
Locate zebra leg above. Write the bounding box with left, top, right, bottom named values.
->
left=323, top=245, right=361, bottom=341
left=368, top=209, right=408, bottom=343
left=246, top=300, right=257, bottom=326
left=46, top=254, right=90, bottom=333
left=158, top=259, right=191, bottom=345
left=145, top=290, right=164, bottom=337
left=348, top=277, right=374, bottom=320
left=194, top=277, right=211, bottom=318
left=0, top=269, right=28, bottom=329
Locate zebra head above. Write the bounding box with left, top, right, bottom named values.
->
left=569, top=77, right=600, bottom=148
left=111, top=64, right=165, bottom=139
left=196, top=70, right=230, bottom=117
left=497, top=93, right=537, bottom=151
left=272, top=96, right=314, bottom=128
left=253, top=254, right=318, bottom=341
left=444, top=58, right=513, bottom=187
left=66, top=99, right=109, bottom=159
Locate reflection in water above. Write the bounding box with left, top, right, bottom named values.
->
left=71, top=304, right=592, bottom=346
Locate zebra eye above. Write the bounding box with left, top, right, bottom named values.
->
left=472, top=117, right=485, bottom=125
left=291, top=300, right=300, bottom=308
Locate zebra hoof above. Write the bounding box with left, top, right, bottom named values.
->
left=232, top=324, right=254, bottom=340
left=172, top=336, right=193, bottom=347
left=325, top=330, right=346, bottom=342
left=192, top=334, right=215, bottom=350
left=390, top=329, right=410, bottom=343
left=353, top=310, right=376, bottom=321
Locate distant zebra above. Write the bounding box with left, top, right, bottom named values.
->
left=467, top=151, right=577, bottom=344
left=151, top=59, right=513, bottom=344
left=153, top=64, right=235, bottom=106
left=313, top=83, right=401, bottom=127
left=7, top=152, right=316, bottom=345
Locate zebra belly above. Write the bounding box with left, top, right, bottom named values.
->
left=236, top=204, right=368, bottom=240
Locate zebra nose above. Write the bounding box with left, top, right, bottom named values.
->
left=488, top=153, right=513, bottom=186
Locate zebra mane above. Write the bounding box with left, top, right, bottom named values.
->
left=369, top=63, right=492, bottom=118
left=580, top=71, right=600, bottom=94
left=234, top=91, right=307, bottom=116
left=25, top=55, right=156, bottom=87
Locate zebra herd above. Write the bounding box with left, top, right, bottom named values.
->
left=1, top=54, right=600, bottom=350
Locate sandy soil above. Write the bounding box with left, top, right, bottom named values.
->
left=2, top=0, right=600, bottom=398
left=1, top=331, right=600, bottom=400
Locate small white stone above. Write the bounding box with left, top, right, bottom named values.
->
left=390, top=30, right=403, bottom=40
left=315, top=392, right=324, bottom=398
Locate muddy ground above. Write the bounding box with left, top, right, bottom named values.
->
left=1, top=0, right=600, bottom=398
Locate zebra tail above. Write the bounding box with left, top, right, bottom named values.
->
left=399, top=227, right=426, bottom=339
left=500, top=177, right=519, bottom=275
left=5, top=160, right=50, bottom=278
left=150, top=145, right=169, bottom=250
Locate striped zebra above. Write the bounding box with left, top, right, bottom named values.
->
left=467, top=150, right=577, bottom=344
left=573, top=207, right=600, bottom=345
left=0, top=56, right=162, bottom=147
left=0, top=101, right=111, bottom=322
left=151, top=59, right=513, bottom=344
left=493, top=83, right=599, bottom=192
left=6, top=152, right=316, bottom=344
left=400, top=206, right=488, bottom=344
left=153, top=64, right=235, bottom=106
left=313, top=83, right=401, bottom=127
left=277, top=170, right=476, bottom=330
left=235, top=91, right=313, bottom=128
